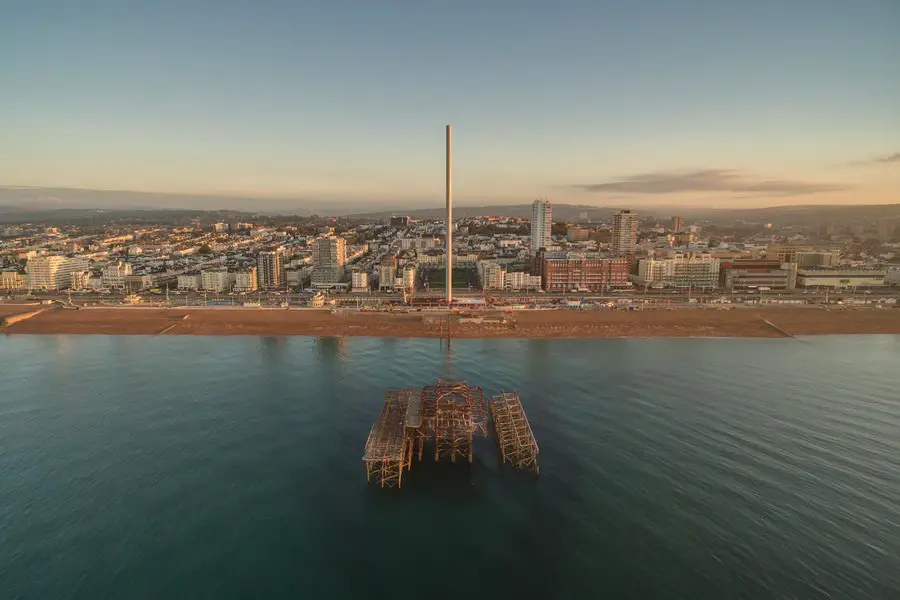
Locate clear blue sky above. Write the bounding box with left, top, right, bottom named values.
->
left=1, top=0, right=898, bottom=208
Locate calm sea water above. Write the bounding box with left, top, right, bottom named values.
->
left=1, top=334, right=898, bottom=599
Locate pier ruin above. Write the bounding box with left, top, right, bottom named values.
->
left=363, top=379, right=538, bottom=487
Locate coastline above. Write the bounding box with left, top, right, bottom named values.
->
left=3, top=305, right=899, bottom=338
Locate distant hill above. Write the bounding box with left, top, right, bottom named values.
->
left=348, top=204, right=629, bottom=221
left=682, top=204, right=900, bottom=225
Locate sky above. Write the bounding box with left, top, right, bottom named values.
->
left=1, top=0, right=898, bottom=210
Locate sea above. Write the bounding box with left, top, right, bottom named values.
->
left=1, top=334, right=898, bottom=600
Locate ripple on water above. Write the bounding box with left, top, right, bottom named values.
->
left=0, top=334, right=898, bottom=599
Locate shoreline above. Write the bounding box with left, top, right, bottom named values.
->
left=2, top=305, right=899, bottom=339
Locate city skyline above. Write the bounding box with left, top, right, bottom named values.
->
left=2, top=1, right=898, bottom=208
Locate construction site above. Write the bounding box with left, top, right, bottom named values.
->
left=363, top=379, right=539, bottom=488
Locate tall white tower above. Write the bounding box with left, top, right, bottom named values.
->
left=445, top=124, right=453, bottom=304
left=531, top=199, right=552, bottom=254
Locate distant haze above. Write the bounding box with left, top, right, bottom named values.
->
left=1, top=2, right=898, bottom=207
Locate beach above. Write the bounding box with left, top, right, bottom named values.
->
left=2, top=305, right=899, bottom=338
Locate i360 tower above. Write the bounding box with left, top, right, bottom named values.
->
left=445, top=124, right=452, bottom=304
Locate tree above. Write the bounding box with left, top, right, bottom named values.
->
left=198, top=244, right=212, bottom=255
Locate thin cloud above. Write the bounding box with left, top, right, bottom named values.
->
left=874, top=153, right=900, bottom=164
left=847, top=152, right=900, bottom=166
left=573, top=169, right=849, bottom=197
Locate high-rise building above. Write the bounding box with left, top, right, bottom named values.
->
left=611, top=210, right=638, bottom=256
left=311, top=236, right=347, bottom=285
left=25, top=255, right=90, bottom=290
left=257, top=250, right=285, bottom=289
left=671, top=216, right=683, bottom=233
left=390, top=215, right=410, bottom=228
left=530, top=199, right=552, bottom=254
left=379, top=255, right=397, bottom=291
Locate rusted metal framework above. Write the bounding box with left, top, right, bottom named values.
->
left=364, top=380, right=534, bottom=487
left=420, top=379, right=488, bottom=463
left=490, top=392, right=540, bottom=473
left=363, top=389, right=415, bottom=487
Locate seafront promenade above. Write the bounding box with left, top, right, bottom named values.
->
left=2, top=304, right=898, bottom=338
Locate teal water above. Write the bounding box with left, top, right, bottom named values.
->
left=1, top=335, right=899, bottom=599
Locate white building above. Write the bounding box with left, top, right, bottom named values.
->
left=233, top=268, right=258, bottom=292
left=400, top=237, right=440, bottom=251
left=611, top=210, right=638, bottom=256
left=70, top=271, right=92, bottom=290
left=213, top=222, right=228, bottom=233
left=401, top=264, right=417, bottom=293
left=258, top=250, right=285, bottom=289
left=478, top=261, right=506, bottom=290
left=177, top=273, right=202, bottom=291
left=26, top=256, right=90, bottom=290
left=351, top=270, right=369, bottom=292
left=311, top=236, right=347, bottom=286
left=379, top=257, right=397, bottom=291
left=530, top=199, right=552, bottom=254
left=201, top=269, right=234, bottom=292
left=506, top=271, right=542, bottom=291
left=101, top=261, right=133, bottom=290
left=0, top=269, right=26, bottom=290
left=636, top=252, right=720, bottom=288
left=796, top=268, right=886, bottom=288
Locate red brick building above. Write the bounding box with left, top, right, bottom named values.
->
left=542, top=255, right=630, bottom=292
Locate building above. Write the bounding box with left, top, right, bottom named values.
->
left=795, top=251, right=839, bottom=268
left=25, top=255, right=90, bottom=290
left=506, top=271, right=542, bottom=291
left=721, top=260, right=797, bottom=291
left=201, top=269, right=234, bottom=292
left=886, top=267, right=900, bottom=287
left=70, top=271, right=91, bottom=290
left=567, top=227, right=590, bottom=242
left=636, top=252, right=720, bottom=289
left=351, top=269, right=369, bottom=292
left=878, top=219, right=898, bottom=241
left=611, top=210, right=638, bottom=256
left=401, top=264, right=417, bottom=294
left=478, top=262, right=506, bottom=291
left=765, top=244, right=814, bottom=263
left=673, top=232, right=696, bottom=246
left=124, top=274, right=156, bottom=292
left=101, top=261, right=133, bottom=290
left=257, top=250, right=285, bottom=289
left=400, top=237, right=440, bottom=251
left=530, top=199, right=552, bottom=254
left=390, top=215, right=410, bottom=228
left=796, top=268, right=886, bottom=288
left=233, top=268, right=258, bottom=292
left=0, top=269, right=26, bottom=290
left=177, top=273, right=202, bottom=291
left=213, top=222, right=228, bottom=233
left=311, top=236, right=347, bottom=286
left=379, top=255, right=398, bottom=291
left=542, top=254, right=630, bottom=292
left=671, top=216, right=683, bottom=233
